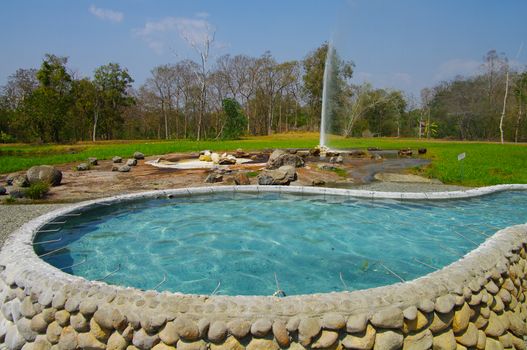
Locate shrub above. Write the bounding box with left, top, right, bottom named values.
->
left=25, top=181, right=50, bottom=199
left=222, top=98, right=247, bottom=140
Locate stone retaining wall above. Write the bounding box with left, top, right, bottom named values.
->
left=1, top=185, right=527, bottom=350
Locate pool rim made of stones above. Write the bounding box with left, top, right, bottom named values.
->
left=1, top=184, right=527, bottom=350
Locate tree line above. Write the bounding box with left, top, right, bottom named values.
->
left=0, top=45, right=526, bottom=143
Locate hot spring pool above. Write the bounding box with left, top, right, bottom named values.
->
left=33, top=189, right=527, bottom=296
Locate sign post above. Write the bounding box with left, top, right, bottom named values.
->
left=458, top=152, right=466, bottom=181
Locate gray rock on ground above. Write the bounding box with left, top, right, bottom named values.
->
left=87, top=157, right=98, bottom=166
left=112, top=156, right=123, bottom=163
left=126, top=159, right=138, bottom=166
left=13, top=175, right=30, bottom=187
left=0, top=185, right=7, bottom=195
left=77, top=163, right=89, bottom=171
left=258, top=165, right=297, bottom=185
left=205, top=173, right=223, bottom=183
left=266, top=149, right=305, bottom=169
left=113, top=165, right=131, bottom=172
left=133, top=151, right=145, bottom=160
left=26, top=165, right=62, bottom=186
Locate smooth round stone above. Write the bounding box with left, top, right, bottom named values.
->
left=208, top=321, right=227, bottom=342
left=251, top=319, right=272, bottom=337
left=227, top=320, right=251, bottom=339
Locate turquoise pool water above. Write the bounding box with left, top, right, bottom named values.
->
left=34, top=191, right=527, bottom=296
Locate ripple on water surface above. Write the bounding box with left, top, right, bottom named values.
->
left=34, top=191, right=527, bottom=295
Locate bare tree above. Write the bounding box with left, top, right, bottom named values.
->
left=180, top=24, right=216, bottom=141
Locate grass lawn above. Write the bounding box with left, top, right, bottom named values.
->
left=1, top=132, right=526, bottom=187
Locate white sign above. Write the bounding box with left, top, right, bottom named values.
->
left=457, top=152, right=466, bottom=161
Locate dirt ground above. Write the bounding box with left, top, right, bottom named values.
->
left=1, top=150, right=464, bottom=203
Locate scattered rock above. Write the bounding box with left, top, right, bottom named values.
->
left=309, top=147, right=321, bottom=156
left=133, top=152, right=145, bottom=160
left=350, top=150, right=367, bottom=158
left=12, top=174, right=30, bottom=187
left=205, top=173, right=223, bottom=183
left=77, top=163, right=89, bottom=171
left=329, top=156, right=343, bottom=164
left=88, top=157, right=98, bottom=166
left=26, top=165, right=62, bottom=186
left=8, top=188, right=25, bottom=198
left=312, top=179, right=326, bottom=186
left=126, top=159, right=137, bottom=166
left=318, top=164, right=337, bottom=171
left=258, top=165, right=296, bottom=185
left=112, top=156, right=123, bottom=163
left=266, top=149, right=304, bottom=169
left=235, top=149, right=250, bottom=158
left=0, top=185, right=6, bottom=195
left=117, top=165, right=131, bottom=173
left=218, top=156, right=237, bottom=165
left=418, top=148, right=427, bottom=154
left=233, top=173, right=250, bottom=185
left=5, top=173, right=17, bottom=185
left=398, top=148, right=413, bottom=157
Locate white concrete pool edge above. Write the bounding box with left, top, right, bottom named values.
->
left=1, top=184, right=527, bottom=349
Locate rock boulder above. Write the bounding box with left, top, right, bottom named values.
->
left=266, top=150, right=304, bottom=169
left=26, top=165, right=62, bottom=186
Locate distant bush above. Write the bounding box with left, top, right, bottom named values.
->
left=25, top=181, right=50, bottom=199
left=0, top=131, right=14, bottom=143
left=222, top=98, right=247, bottom=140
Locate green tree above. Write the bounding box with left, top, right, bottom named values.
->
left=93, top=63, right=134, bottom=140
left=24, top=54, right=73, bottom=142
left=303, top=43, right=353, bottom=132
left=221, top=98, right=247, bottom=139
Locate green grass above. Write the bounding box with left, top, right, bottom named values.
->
left=1, top=132, right=526, bottom=187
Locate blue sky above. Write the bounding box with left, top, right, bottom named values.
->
left=1, top=0, right=526, bottom=98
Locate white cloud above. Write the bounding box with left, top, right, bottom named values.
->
left=134, top=16, right=216, bottom=55
left=434, top=59, right=481, bottom=81
left=89, top=5, right=123, bottom=23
